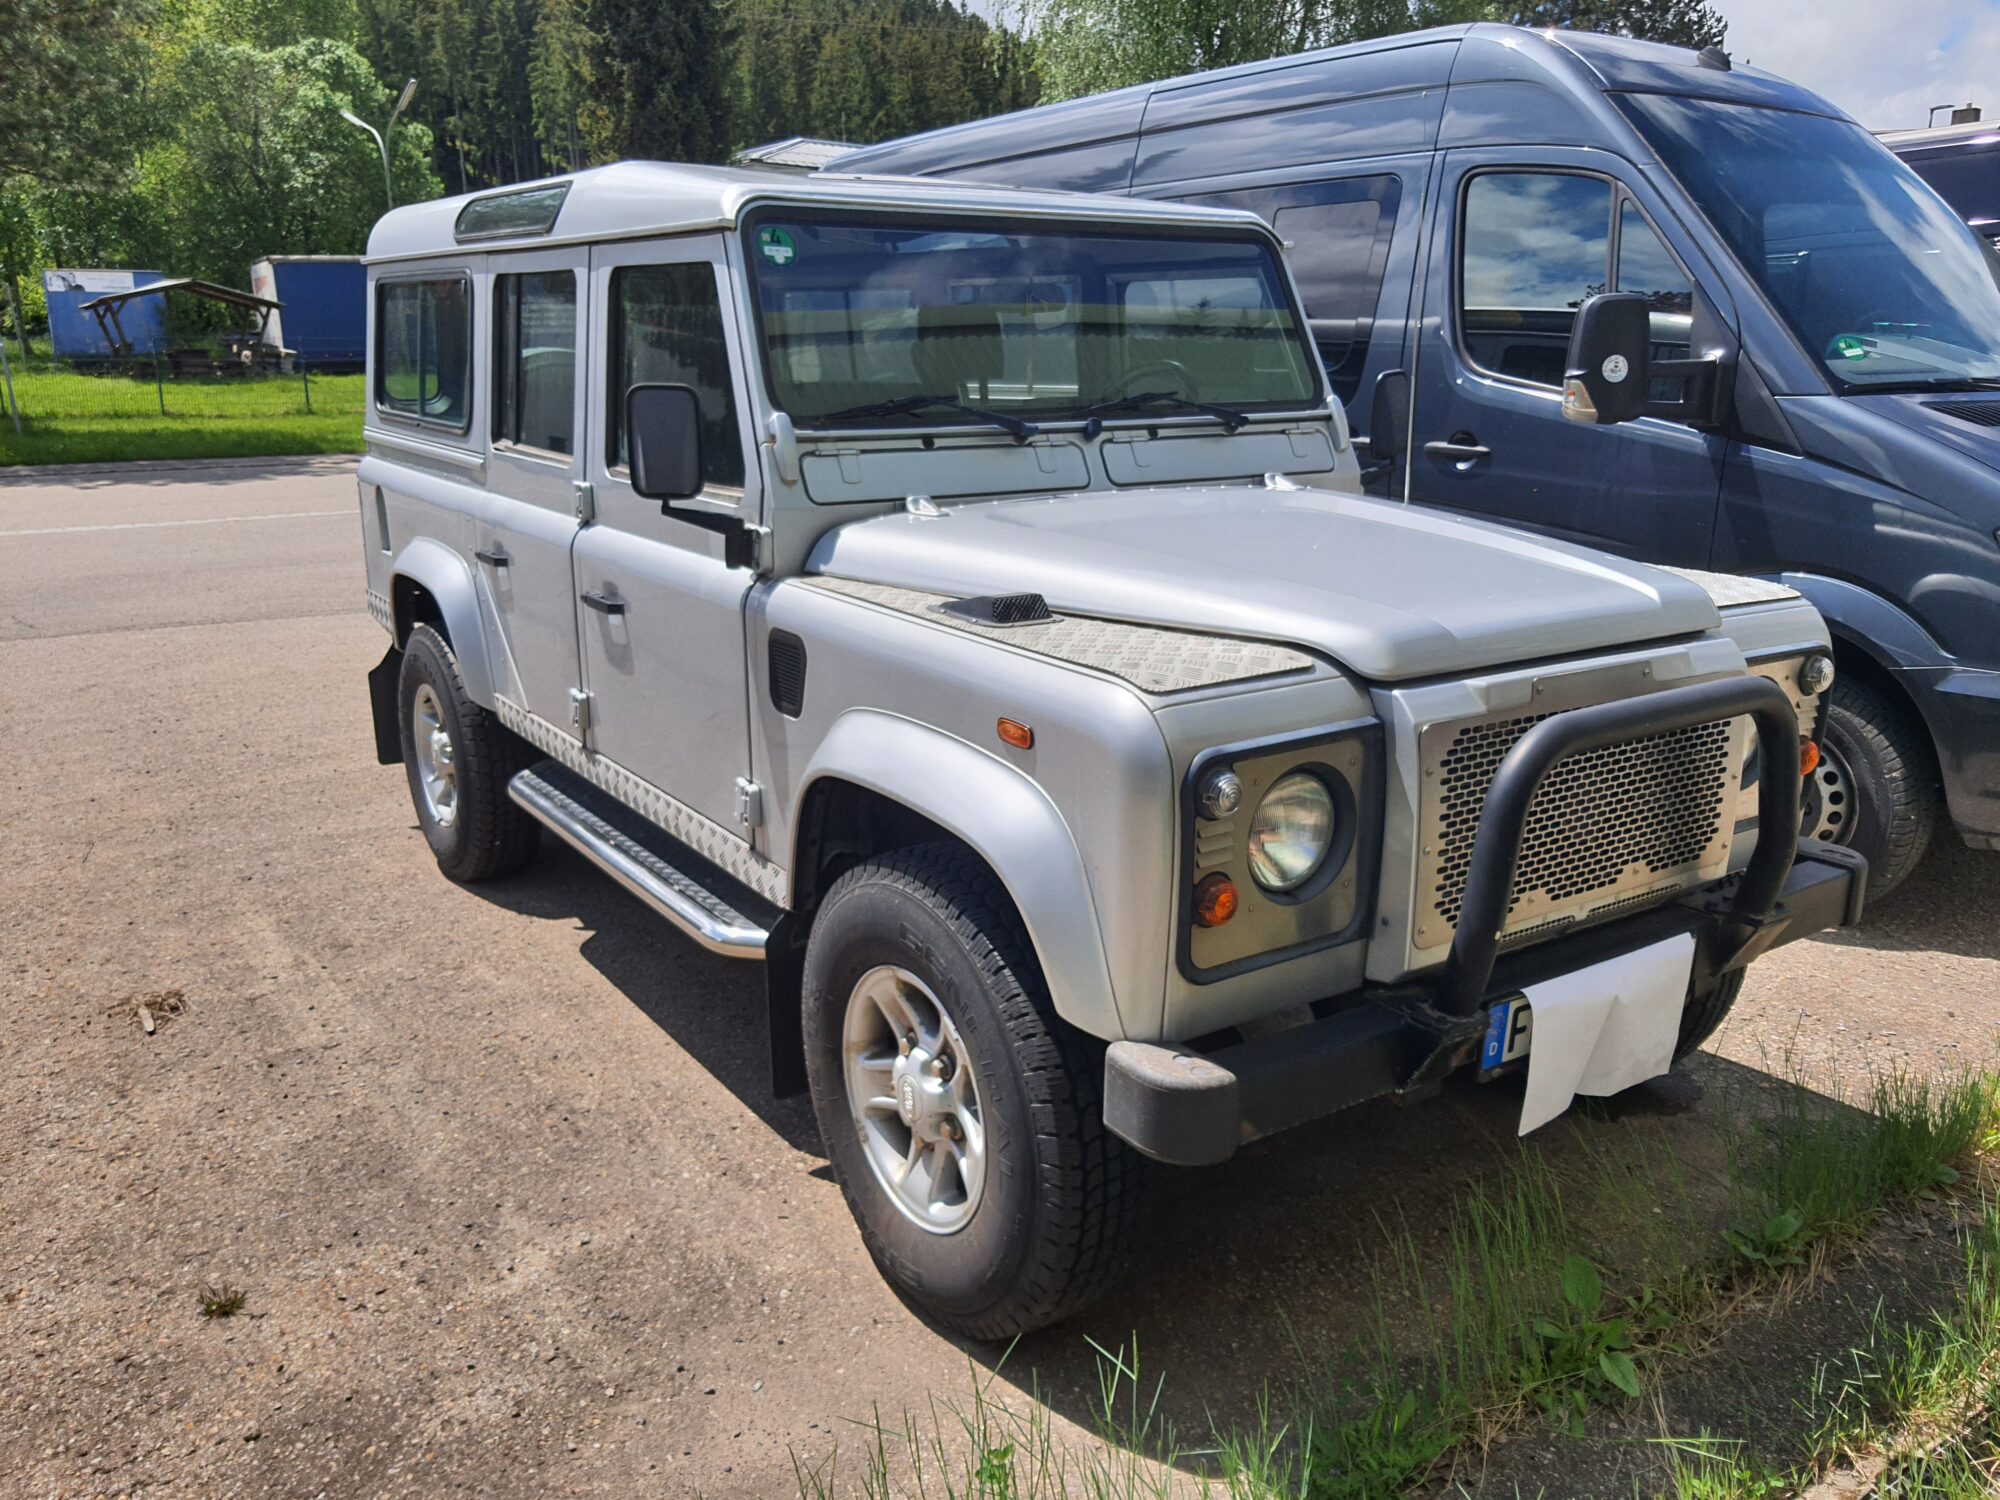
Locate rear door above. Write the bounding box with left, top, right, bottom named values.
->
left=1407, top=148, right=1728, bottom=564
left=572, top=234, right=762, bottom=847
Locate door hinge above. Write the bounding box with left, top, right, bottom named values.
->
left=573, top=479, right=596, bottom=523
left=735, top=777, right=764, bottom=829
left=569, top=687, right=593, bottom=743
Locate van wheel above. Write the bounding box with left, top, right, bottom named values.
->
left=398, top=623, right=538, bottom=882
left=1675, top=970, right=1745, bottom=1061
left=1809, top=677, right=1937, bottom=898
left=801, top=844, right=1145, bottom=1339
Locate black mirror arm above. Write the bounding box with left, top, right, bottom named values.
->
left=659, top=500, right=762, bottom=570
left=1638, top=351, right=1732, bottom=428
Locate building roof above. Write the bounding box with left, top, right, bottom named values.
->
left=365, top=160, right=1272, bottom=263
left=1878, top=119, right=2000, bottom=152
left=77, top=278, right=282, bottom=314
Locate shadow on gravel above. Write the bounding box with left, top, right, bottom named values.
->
left=1811, top=837, right=2000, bottom=962
left=0, top=454, right=357, bottom=488
left=470, top=838, right=821, bottom=1155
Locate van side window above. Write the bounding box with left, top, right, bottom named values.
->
left=608, top=264, right=746, bottom=491
left=492, top=271, right=577, bottom=455
left=1460, top=173, right=1612, bottom=387
left=376, top=277, right=472, bottom=430
left=1184, top=175, right=1401, bottom=404
left=1614, top=201, right=1694, bottom=363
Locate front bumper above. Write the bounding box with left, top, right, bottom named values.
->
left=1105, top=675, right=1869, bottom=1167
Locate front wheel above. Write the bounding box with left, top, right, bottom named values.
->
left=1808, top=677, right=1939, bottom=898
left=801, top=844, right=1145, bottom=1339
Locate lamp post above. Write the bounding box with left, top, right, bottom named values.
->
left=342, top=78, right=418, bottom=210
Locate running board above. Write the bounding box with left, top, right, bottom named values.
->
left=508, top=763, right=771, bottom=959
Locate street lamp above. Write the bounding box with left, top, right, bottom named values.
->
left=341, top=78, right=418, bottom=210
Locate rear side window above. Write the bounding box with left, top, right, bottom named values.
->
left=608, top=264, right=745, bottom=490
left=376, top=278, right=472, bottom=430
left=1185, top=175, right=1401, bottom=403
left=493, top=271, right=577, bottom=455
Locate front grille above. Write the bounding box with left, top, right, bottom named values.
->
left=1422, top=712, right=1736, bottom=944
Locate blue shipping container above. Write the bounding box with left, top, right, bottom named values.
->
left=250, top=256, right=366, bottom=369
left=43, top=269, right=169, bottom=359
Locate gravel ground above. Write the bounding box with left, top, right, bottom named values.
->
left=2, top=459, right=1994, bottom=1498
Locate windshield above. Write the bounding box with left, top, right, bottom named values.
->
left=741, top=214, right=1322, bottom=427
left=1619, top=93, right=2000, bottom=392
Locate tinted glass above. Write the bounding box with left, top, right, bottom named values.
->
left=743, top=216, right=1320, bottom=424
left=1899, top=143, right=2000, bottom=242
left=1620, top=94, right=2000, bottom=390
left=493, top=271, right=577, bottom=454
left=1615, top=200, right=1693, bottom=361
left=1267, top=179, right=1401, bottom=401
left=455, top=184, right=570, bottom=241
left=1460, top=173, right=1612, bottom=386
left=609, top=263, right=745, bottom=490
left=376, top=278, right=472, bottom=429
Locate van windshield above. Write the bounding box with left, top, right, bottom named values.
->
left=1619, top=93, right=2000, bottom=392
left=741, top=215, right=1322, bottom=427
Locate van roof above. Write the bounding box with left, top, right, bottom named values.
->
left=828, top=23, right=1846, bottom=183
left=364, top=160, right=1275, bottom=263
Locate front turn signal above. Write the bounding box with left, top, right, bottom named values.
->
left=1800, top=738, right=1821, bottom=777
left=1193, top=872, right=1238, bottom=928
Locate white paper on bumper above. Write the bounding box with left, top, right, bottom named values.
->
left=1517, top=932, right=1696, bottom=1136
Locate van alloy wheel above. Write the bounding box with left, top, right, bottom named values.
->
left=842, top=964, right=986, bottom=1234
left=411, top=682, right=459, bottom=828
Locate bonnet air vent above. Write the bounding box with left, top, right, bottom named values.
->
left=1927, top=399, right=2000, bottom=429
left=769, top=630, right=808, bottom=717
left=938, top=592, right=1054, bottom=628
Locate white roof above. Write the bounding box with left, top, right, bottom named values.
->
left=365, top=160, right=1272, bottom=263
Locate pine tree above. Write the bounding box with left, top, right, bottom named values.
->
left=584, top=0, right=734, bottom=163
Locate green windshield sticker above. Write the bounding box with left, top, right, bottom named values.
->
left=1831, top=334, right=1871, bottom=361
left=757, top=227, right=798, bottom=267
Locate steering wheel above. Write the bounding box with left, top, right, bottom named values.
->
left=1115, top=359, right=1201, bottom=401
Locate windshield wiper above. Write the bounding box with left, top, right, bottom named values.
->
left=814, top=392, right=1039, bottom=439
left=1074, top=390, right=1249, bottom=431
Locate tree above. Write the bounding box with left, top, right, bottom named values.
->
left=1495, top=0, right=1723, bottom=47
left=581, top=0, right=733, bottom=163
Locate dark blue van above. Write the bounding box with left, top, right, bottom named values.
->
left=834, top=24, right=2000, bottom=895
left=1883, top=118, right=2000, bottom=249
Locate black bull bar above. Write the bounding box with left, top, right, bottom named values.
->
left=1105, top=675, right=1868, bottom=1166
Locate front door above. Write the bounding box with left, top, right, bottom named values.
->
left=1407, top=150, right=1730, bottom=565
left=572, top=234, right=761, bottom=846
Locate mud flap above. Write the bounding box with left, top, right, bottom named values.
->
left=368, top=646, right=403, bottom=765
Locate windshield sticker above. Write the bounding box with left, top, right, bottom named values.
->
left=757, top=227, right=798, bottom=267
left=1830, top=334, right=1871, bottom=361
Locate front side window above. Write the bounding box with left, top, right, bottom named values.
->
left=376, top=277, right=472, bottom=429
left=493, top=270, right=577, bottom=455
left=742, top=215, right=1320, bottom=426
left=609, top=263, right=746, bottom=490
left=1460, top=172, right=1613, bottom=386
left=1620, top=93, right=2000, bottom=391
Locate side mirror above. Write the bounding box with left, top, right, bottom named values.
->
left=626, top=383, right=703, bottom=501
left=1367, top=368, right=1410, bottom=464
left=1563, top=293, right=1652, bottom=425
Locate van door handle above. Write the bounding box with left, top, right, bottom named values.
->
left=1423, top=439, right=1492, bottom=462
left=474, top=546, right=510, bottom=568
left=580, top=589, right=626, bottom=616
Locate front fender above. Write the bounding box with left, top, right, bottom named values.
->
left=795, top=709, right=1128, bottom=1042
left=1778, top=572, right=1953, bottom=675
left=391, top=535, right=497, bottom=707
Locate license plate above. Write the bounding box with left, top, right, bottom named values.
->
left=1481, top=995, right=1534, bottom=1072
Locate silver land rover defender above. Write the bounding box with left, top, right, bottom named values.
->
left=359, top=163, right=1864, bottom=1336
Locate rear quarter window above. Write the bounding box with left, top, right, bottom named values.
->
left=376, top=277, right=473, bottom=431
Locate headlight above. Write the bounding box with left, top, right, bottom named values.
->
left=1247, top=772, right=1335, bottom=892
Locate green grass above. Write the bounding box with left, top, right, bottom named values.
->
left=792, top=1064, right=2000, bottom=1499
left=0, top=344, right=363, bottom=465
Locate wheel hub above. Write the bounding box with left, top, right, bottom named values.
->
left=1805, top=742, right=1854, bottom=844
left=411, top=683, right=459, bottom=828
left=842, top=965, right=985, bottom=1235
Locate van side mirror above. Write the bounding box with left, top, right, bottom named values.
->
left=1563, top=294, right=1651, bottom=425
left=1366, top=368, right=1410, bottom=465
left=626, top=383, right=704, bottom=501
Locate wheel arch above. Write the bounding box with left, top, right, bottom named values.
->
left=1776, top=572, right=1946, bottom=751
left=787, top=710, right=1128, bottom=1043
left=389, top=536, right=496, bottom=707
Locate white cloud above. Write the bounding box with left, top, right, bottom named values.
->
left=1711, top=0, right=2000, bottom=131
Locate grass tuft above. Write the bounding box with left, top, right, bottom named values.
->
left=199, top=1284, right=246, bottom=1319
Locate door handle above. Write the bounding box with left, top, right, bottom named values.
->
left=580, top=589, right=627, bottom=616
left=1423, top=439, right=1492, bottom=462
left=474, top=546, right=510, bottom=568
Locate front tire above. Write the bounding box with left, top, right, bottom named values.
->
left=1810, top=676, right=1938, bottom=898
left=802, top=844, right=1144, bottom=1339
left=397, top=623, right=538, bottom=882
left=1675, top=969, right=1745, bottom=1061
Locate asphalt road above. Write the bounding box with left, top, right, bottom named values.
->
left=2, top=458, right=1995, bottom=1498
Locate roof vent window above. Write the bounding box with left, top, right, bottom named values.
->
left=454, top=183, right=571, bottom=243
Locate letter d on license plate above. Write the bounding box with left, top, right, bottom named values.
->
left=1481, top=995, right=1533, bottom=1073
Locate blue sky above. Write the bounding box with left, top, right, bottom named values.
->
left=1710, top=0, right=2000, bottom=130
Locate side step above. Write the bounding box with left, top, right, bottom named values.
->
left=508, top=762, right=772, bottom=959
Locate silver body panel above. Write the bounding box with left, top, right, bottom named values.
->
left=360, top=161, right=1834, bottom=1050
